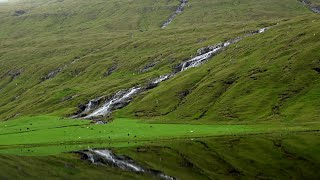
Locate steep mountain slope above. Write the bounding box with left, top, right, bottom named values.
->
left=122, top=16, right=320, bottom=123
left=0, top=0, right=318, bottom=123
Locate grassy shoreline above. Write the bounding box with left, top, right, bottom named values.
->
left=0, top=115, right=319, bottom=156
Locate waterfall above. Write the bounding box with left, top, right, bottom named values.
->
left=180, top=45, right=223, bottom=72
left=79, top=149, right=176, bottom=180
left=84, top=87, right=141, bottom=119
left=75, top=27, right=270, bottom=120
left=177, top=27, right=269, bottom=72
left=151, top=74, right=173, bottom=84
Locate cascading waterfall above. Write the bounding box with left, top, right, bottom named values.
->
left=152, top=74, right=172, bottom=84
left=84, top=87, right=141, bottom=119
left=82, top=98, right=103, bottom=114
left=177, top=27, right=269, bottom=72
left=75, top=27, right=269, bottom=120
left=78, top=149, right=176, bottom=180
left=180, top=44, right=224, bottom=71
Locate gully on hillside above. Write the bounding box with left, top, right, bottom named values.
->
left=161, top=0, right=188, bottom=28
left=78, top=149, right=176, bottom=180
left=73, top=27, right=270, bottom=121
left=41, top=46, right=107, bottom=82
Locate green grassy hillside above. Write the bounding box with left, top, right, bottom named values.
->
left=123, top=15, right=320, bottom=123
left=0, top=0, right=318, bottom=123
left=0, top=0, right=319, bottom=179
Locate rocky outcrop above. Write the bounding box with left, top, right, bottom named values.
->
left=104, top=65, right=117, bottom=77
left=41, top=68, right=61, bottom=81
left=0, top=69, right=22, bottom=80
left=0, top=69, right=23, bottom=92
left=13, top=10, right=26, bottom=16
left=78, top=149, right=176, bottom=180
left=8, top=69, right=23, bottom=80
left=42, top=53, right=100, bottom=80
left=313, top=67, right=320, bottom=73
left=139, top=61, right=158, bottom=73
left=311, top=6, right=320, bottom=13
left=299, top=0, right=320, bottom=13
left=161, top=0, right=188, bottom=28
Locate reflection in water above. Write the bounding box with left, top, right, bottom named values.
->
left=1, top=133, right=319, bottom=179
left=79, top=149, right=176, bottom=180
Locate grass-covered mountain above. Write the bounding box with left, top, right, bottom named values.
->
left=1, top=0, right=320, bottom=179
left=0, top=0, right=319, bottom=123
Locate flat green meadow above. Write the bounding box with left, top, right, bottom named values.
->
left=0, top=115, right=318, bottom=156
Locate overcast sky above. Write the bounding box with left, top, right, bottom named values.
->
left=0, top=0, right=8, bottom=2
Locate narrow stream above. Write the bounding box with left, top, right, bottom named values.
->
left=161, top=0, right=188, bottom=28
left=78, top=149, right=176, bottom=180
left=75, top=27, right=269, bottom=120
